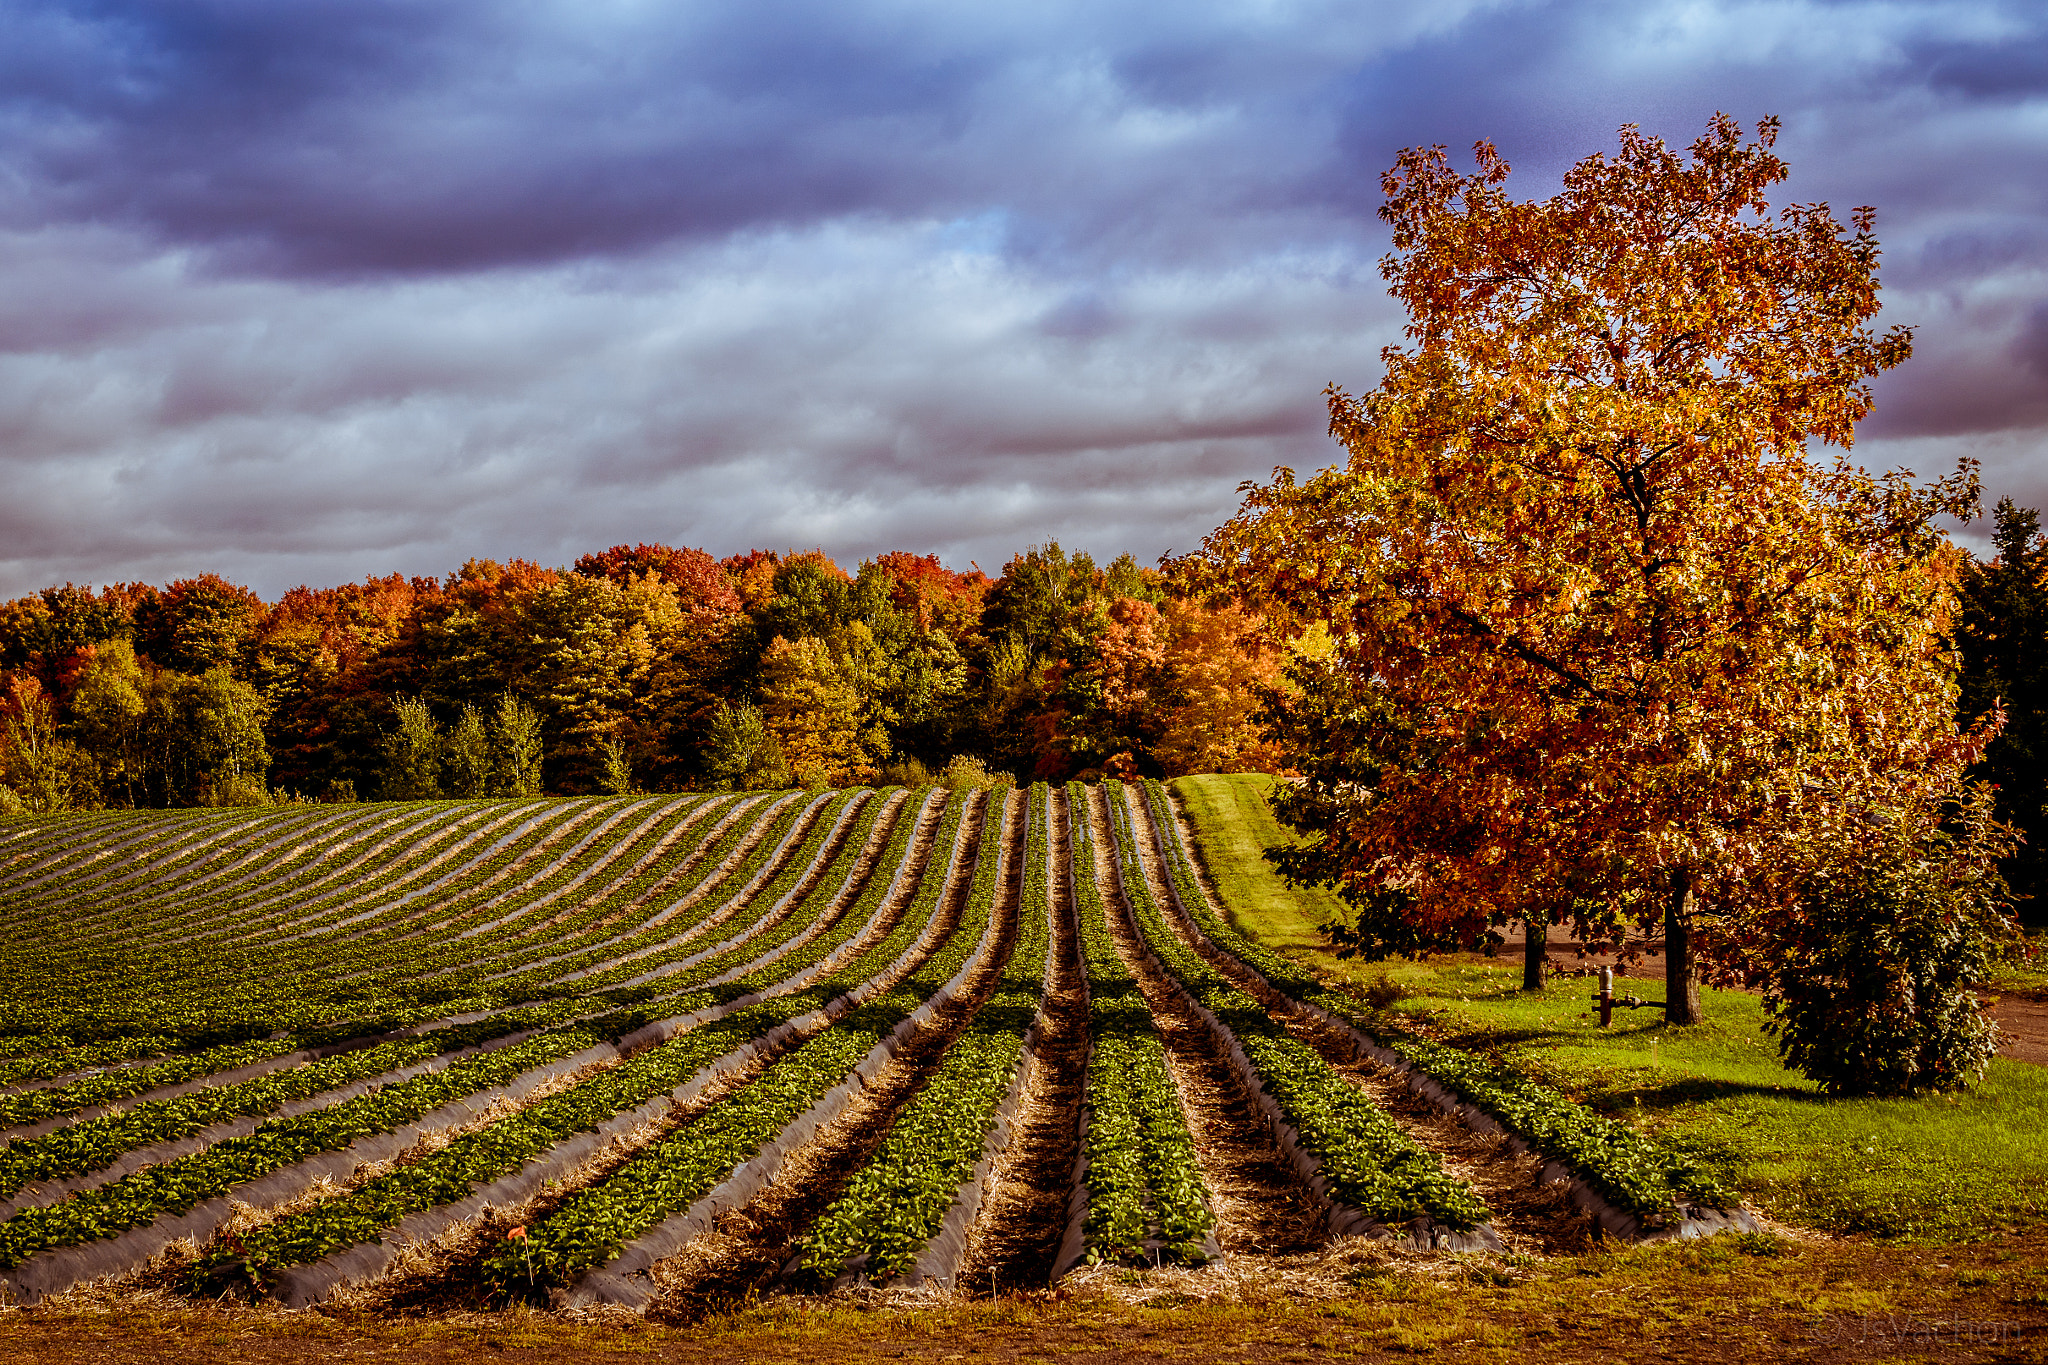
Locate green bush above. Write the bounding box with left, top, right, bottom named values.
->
left=1767, top=822, right=2012, bottom=1097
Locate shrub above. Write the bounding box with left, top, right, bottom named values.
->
left=1766, top=815, right=2015, bottom=1096
left=938, top=754, right=1012, bottom=792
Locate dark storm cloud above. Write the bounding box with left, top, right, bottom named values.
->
left=0, top=0, right=2044, bottom=596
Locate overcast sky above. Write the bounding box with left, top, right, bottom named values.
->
left=1, top=0, right=2043, bottom=599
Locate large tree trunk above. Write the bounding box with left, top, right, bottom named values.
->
left=1522, top=910, right=1546, bottom=992
left=1665, top=867, right=1703, bottom=1026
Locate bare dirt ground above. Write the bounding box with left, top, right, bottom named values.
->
left=1084, top=787, right=1327, bottom=1258
left=956, top=792, right=1088, bottom=1295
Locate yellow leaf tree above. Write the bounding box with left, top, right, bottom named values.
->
left=1195, top=115, right=2007, bottom=1033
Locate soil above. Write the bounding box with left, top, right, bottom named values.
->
left=956, top=790, right=1089, bottom=1294
left=636, top=789, right=1012, bottom=1320
left=1085, top=787, right=1327, bottom=1258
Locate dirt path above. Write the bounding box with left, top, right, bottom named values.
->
left=956, top=790, right=1088, bottom=1294
left=1086, top=787, right=1324, bottom=1258
left=1989, top=994, right=2048, bottom=1065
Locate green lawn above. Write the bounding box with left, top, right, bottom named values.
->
left=1168, top=773, right=1349, bottom=955
left=1171, top=773, right=2048, bottom=1243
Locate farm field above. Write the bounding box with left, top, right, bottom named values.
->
left=1, top=780, right=2044, bottom=1362
left=1170, top=774, right=2048, bottom=1246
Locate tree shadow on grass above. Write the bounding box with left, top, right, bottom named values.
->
left=1597, top=1076, right=1826, bottom=1113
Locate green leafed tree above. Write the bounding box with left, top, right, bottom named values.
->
left=148, top=667, right=271, bottom=806
left=380, top=695, right=443, bottom=801
left=443, top=703, right=492, bottom=798
left=1956, top=498, right=2048, bottom=917
left=596, top=732, right=634, bottom=796
left=702, top=700, right=785, bottom=791
left=489, top=694, right=545, bottom=797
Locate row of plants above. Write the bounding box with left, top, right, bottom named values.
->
left=797, top=784, right=1049, bottom=1282
left=313, top=794, right=777, bottom=991
left=182, top=790, right=948, bottom=1292
left=2, top=806, right=569, bottom=1019
left=3, top=795, right=752, bottom=1057
left=3, top=787, right=889, bottom=1181
left=0, top=1013, right=643, bottom=1269
left=193, top=802, right=586, bottom=950
left=447, top=796, right=763, bottom=981
left=0, top=1006, right=587, bottom=1200
left=288, top=799, right=666, bottom=959
left=123, top=803, right=461, bottom=947
left=0, top=802, right=576, bottom=1039
left=29, top=801, right=528, bottom=949
left=1103, top=783, right=1490, bottom=1234
left=1065, top=782, right=1214, bottom=1264
left=2, top=804, right=313, bottom=919
left=451, top=793, right=847, bottom=996
left=0, top=1034, right=182, bottom=1091
left=5, top=827, right=962, bottom=1275
left=0, top=1035, right=299, bottom=1130
left=476, top=790, right=993, bottom=1295
left=0, top=804, right=575, bottom=1063
left=8, top=793, right=914, bottom=1193
left=385, top=797, right=682, bottom=944
left=1136, top=780, right=1732, bottom=1222
left=4, top=794, right=774, bottom=1076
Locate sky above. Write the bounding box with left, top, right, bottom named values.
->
left=1, top=0, right=2044, bottom=599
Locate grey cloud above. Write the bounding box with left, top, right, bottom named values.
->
left=0, top=222, right=1393, bottom=595
left=1, top=0, right=2046, bottom=597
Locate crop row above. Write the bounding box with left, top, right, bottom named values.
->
left=1103, top=783, right=1490, bottom=1236
left=310, top=794, right=801, bottom=994
left=1136, top=781, right=1730, bottom=1223
left=184, top=789, right=949, bottom=1295
left=0, top=794, right=789, bottom=1063
left=467, top=793, right=850, bottom=998
left=1064, top=782, right=1214, bottom=1265
left=479, top=791, right=993, bottom=1294
left=27, top=802, right=536, bottom=949
left=0, top=793, right=873, bottom=1216
left=799, top=784, right=1051, bottom=1283
left=0, top=1014, right=634, bottom=1269
left=0, top=803, right=589, bottom=1045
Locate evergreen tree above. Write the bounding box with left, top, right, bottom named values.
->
left=1956, top=498, right=2048, bottom=918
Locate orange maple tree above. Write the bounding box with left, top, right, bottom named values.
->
left=1195, top=115, right=2001, bottom=1025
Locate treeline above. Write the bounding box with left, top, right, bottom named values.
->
left=0, top=542, right=1283, bottom=810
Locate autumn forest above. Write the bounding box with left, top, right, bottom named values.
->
left=0, top=541, right=1287, bottom=811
